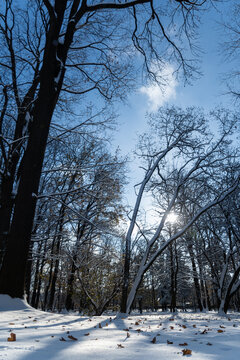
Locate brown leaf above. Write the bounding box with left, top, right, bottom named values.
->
left=151, top=336, right=157, bottom=344
left=123, top=328, right=129, bottom=331
left=206, top=342, right=212, bottom=346
left=136, top=329, right=143, bottom=333
left=179, top=343, right=188, bottom=346
left=170, top=326, right=174, bottom=330
left=217, top=329, right=224, bottom=333
left=99, top=323, right=102, bottom=329
left=9, top=323, right=15, bottom=325
left=59, top=337, right=66, bottom=341
left=220, top=325, right=225, bottom=329
left=182, top=349, right=192, bottom=356
left=182, top=325, right=187, bottom=329
left=201, top=329, right=207, bottom=334
left=127, top=332, right=130, bottom=338
left=169, top=318, right=174, bottom=321
left=167, top=340, right=173, bottom=344
left=135, top=321, right=140, bottom=325
left=193, top=325, right=196, bottom=328
left=7, top=333, right=16, bottom=342
left=68, top=335, right=78, bottom=341
left=117, top=344, right=124, bottom=348
left=84, top=333, right=90, bottom=336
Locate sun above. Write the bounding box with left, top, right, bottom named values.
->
left=166, top=212, right=178, bottom=224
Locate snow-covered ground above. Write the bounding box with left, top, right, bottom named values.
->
left=1, top=295, right=240, bottom=360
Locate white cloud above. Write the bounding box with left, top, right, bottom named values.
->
left=139, top=63, right=177, bottom=111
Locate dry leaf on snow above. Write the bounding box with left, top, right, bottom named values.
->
left=182, top=349, right=192, bottom=356
left=7, top=333, right=16, bottom=342
left=68, top=335, right=78, bottom=341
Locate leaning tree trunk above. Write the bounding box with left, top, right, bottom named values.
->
left=0, top=79, right=39, bottom=268
left=0, top=0, right=77, bottom=298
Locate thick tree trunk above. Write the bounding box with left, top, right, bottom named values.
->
left=0, top=77, right=58, bottom=298
left=0, top=0, right=75, bottom=298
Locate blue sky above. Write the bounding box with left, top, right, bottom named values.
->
left=111, top=1, right=238, bottom=206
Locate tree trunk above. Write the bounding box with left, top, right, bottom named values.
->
left=187, top=243, right=203, bottom=311
left=120, top=242, right=130, bottom=313
left=0, top=0, right=73, bottom=298
left=48, top=234, right=61, bottom=311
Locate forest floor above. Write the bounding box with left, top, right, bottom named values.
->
left=0, top=295, right=240, bottom=360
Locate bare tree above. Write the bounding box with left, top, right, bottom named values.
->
left=120, top=106, right=240, bottom=314
left=0, top=0, right=215, bottom=298
left=222, top=3, right=240, bottom=102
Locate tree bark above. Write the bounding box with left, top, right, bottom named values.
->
left=0, top=0, right=70, bottom=298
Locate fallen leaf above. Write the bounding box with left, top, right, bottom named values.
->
left=68, top=335, right=78, bottom=341
left=167, top=340, right=173, bottom=344
left=182, top=349, right=192, bottom=356
left=217, top=329, right=224, bottom=333
left=59, top=337, right=66, bottom=341
left=179, top=343, right=188, bottom=346
left=193, top=325, right=196, bottom=328
left=123, top=328, right=129, bottom=331
left=220, top=325, right=225, bottom=329
left=182, top=325, right=187, bottom=329
left=117, top=344, right=124, bottom=348
left=127, top=332, right=130, bottom=338
left=201, top=329, right=207, bottom=334
left=99, top=323, right=102, bottom=329
left=170, top=326, right=174, bottom=330
left=7, top=333, right=16, bottom=342
left=136, top=329, right=143, bottom=333
left=84, top=333, right=90, bottom=336
left=206, top=342, right=212, bottom=346
left=135, top=321, right=140, bottom=325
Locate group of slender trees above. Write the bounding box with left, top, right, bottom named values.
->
left=0, top=0, right=240, bottom=315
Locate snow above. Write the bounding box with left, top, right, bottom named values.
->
left=1, top=296, right=240, bottom=360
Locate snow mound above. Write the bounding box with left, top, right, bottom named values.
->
left=0, top=294, right=32, bottom=311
